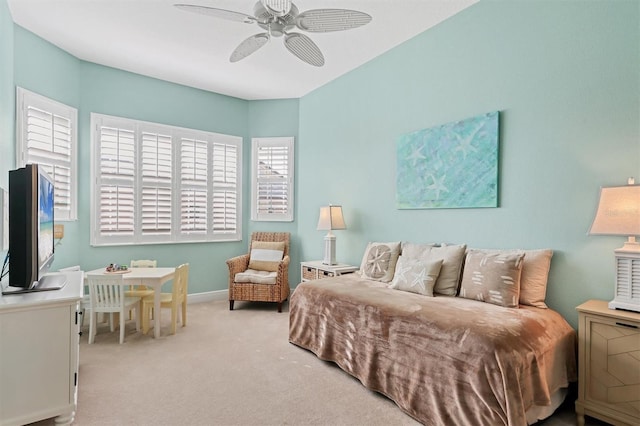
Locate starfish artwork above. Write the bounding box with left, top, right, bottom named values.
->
left=396, top=111, right=499, bottom=209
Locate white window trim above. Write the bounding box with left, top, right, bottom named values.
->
left=90, top=113, right=242, bottom=246
left=251, top=136, right=294, bottom=222
left=16, top=87, right=78, bottom=221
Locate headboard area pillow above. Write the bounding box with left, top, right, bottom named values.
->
left=458, top=250, right=525, bottom=308
left=403, top=244, right=466, bottom=296
left=468, top=248, right=553, bottom=308
left=388, top=257, right=443, bottom=296
left=400, top=242, right=437, bottom=259
left=359, top=241, right=401, bottom=283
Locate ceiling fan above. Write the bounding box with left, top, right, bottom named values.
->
left=174, top=0, right=372, bottom=67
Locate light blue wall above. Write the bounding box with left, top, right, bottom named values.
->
left=3, top=0, right=639, bottom=326
left=0, top=0, right=13, bottom=191
left=0, top=2, right=14, bottom=286
left=74, top=63, right=250, bottom=294
left=10, top=24, right=251, bottom=295
left=12, top=26, right=82, bottom=268
left=297, top=0, right=639, bottom=327
left=247, top=99, right=300, bottom=270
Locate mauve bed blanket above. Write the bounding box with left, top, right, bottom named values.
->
left=289, top=274, right=577, bottom=426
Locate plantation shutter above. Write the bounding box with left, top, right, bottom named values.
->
left=141, top=131, right=172, bottom=236
left=252, top=137, right=294, bottom=222
left=180, top=137, right=208, bottom=234
left=98, top=126, right=136, bottom=237
left=91, top=112, right=242, bottom=245
left=17, top=88, right=78, bottom=221
left=212, top=142, right=238, bottom=233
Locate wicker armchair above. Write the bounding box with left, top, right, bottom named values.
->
left=227, top=232, right=290, bottom=313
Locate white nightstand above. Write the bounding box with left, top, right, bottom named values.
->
left=575, top=300, right=640, bottom=426
left=300, top=261, right=359, bottom=282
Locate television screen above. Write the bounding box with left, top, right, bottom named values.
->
left=38, top=168, right=55, bottom=272
left=4, top=164, right=65, bottom=294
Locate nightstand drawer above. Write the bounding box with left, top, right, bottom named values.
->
left=302, top=266, right=317, bottom=281
left=319, top=270, right=335, bottom=278
left=584, top=315, right=640, bottom=413
left=300, top=261, right=359, bottom=282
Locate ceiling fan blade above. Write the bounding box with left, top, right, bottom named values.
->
left=296, top=9, right=372, bottom=32
left=284, top=33, right=324, bottom=67
left=174, top=4, right=255, bottom=24
left=261, top=0, right=292, bottom=17
left=230, top=33, right=270, bottom=62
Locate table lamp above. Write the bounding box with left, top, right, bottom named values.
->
left=589, top=178, right=640, bottom=312
left=317, top=205, right=346, bottom=265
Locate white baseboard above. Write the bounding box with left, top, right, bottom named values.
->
left=187, top=289, right=228, bottom=304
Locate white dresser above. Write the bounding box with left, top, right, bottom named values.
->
left=0, top=270, right=83, bottom=426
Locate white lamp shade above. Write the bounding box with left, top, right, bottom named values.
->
left=317, top=205, right=346, bottom=231
left=589, top=185, right=640, bottom=236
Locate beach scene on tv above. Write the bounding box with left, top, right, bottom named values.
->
left=38, top=174, right=54, bottom=265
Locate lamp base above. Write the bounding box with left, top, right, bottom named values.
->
left=608, top=298, right=640, bottom=313
left=610, top=250, right=640, bottom=313
left=322, top=233, right=337, bottom=265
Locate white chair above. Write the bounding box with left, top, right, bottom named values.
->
left=87, top=274, right=141, bottom=344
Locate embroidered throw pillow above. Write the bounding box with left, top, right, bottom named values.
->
left=359, top=241, right=401, bottom=283
left=458, top=250, right=525, bottom=308
left=388, top=257, right=443, bottom=296
left=470, top=248, right=553, bottom=308
left=248, top=241, right=285, bottom=272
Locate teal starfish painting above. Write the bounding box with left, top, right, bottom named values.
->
left=396, top=111, right=499, bottom=209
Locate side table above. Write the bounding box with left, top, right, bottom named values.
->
left=575, top=299, right=640, bottom=426
left=300, top=261, right=358, bottom=282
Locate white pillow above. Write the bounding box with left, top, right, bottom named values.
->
left=388, top=257, right=443, bottom=296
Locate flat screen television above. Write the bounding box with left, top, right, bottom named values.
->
left=4, top=163, right=66, bottom=293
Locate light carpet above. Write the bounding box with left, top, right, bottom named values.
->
left=32, top=300, right=599, bottom=426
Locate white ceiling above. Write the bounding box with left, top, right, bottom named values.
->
left=7, top=0, right=478, bottom=100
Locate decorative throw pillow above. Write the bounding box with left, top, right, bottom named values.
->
left=359, top=241, right=401, bottom=283
left=388, top=257, right=443, bottom=296
left=417, top=244, right=467, bottom=296
left=400, top=242, right=437, bottom=259
left=458, top=250, right=525, bottom=308
left=470, top=248, right=553, bottom=308
left=519, top=249, right=553, bottom=308
left=248, top=241, right=285, bottom=272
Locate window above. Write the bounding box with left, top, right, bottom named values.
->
left=91, top=113, right=242, bottom=246
left=16, top=87, right=78, bottom=221
left=251, top=137, right=294, bottom=222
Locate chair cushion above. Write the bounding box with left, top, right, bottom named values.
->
left=248, top=241, right=285, bottom=272
left=235, top=269, right=278, bottom=285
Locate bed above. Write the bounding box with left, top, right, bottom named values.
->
left=289, top=273, right=577, bottom=425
